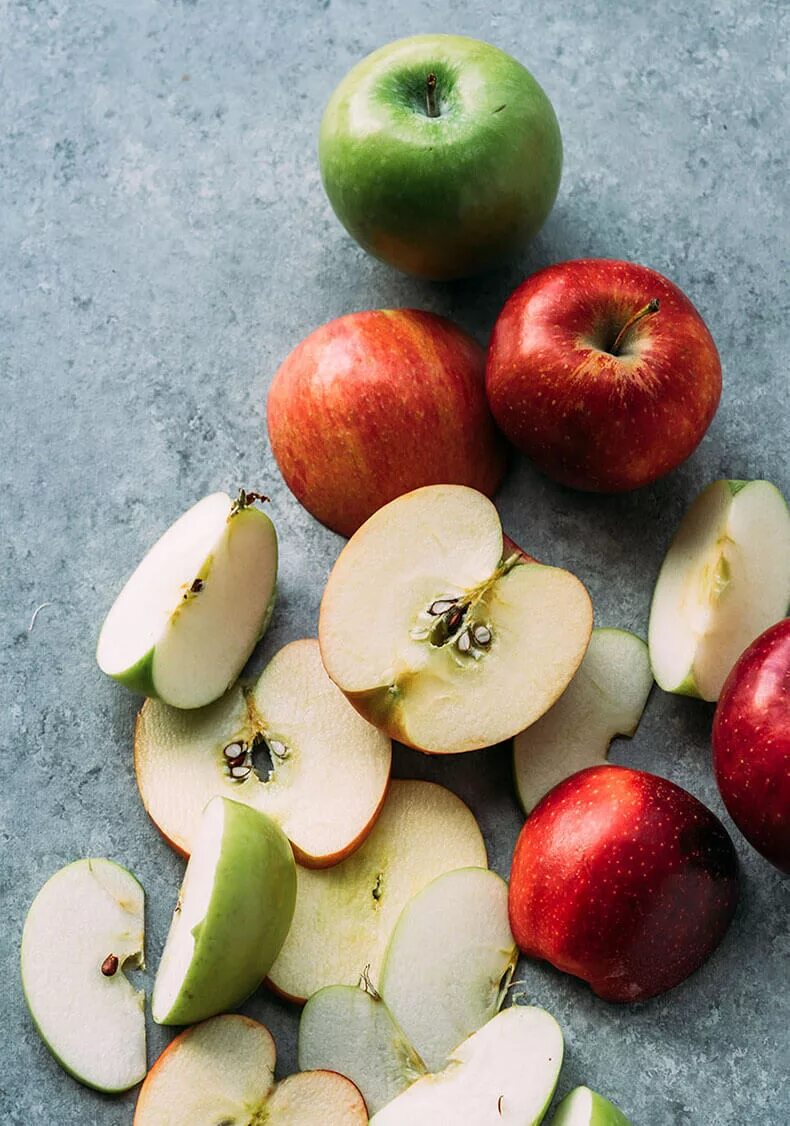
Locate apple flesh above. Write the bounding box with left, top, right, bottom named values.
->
left=649, top=479, right=790, bottom=700
left=514, top=628, right=653, bottom=814
left=319, top=484, right=593, bottom=754
left=21, top=858, right=145, bottom=1093
left=267, top=309, right=506, bottom=537
left=97, top=490, right=277, bottom=708
left=712, top=619, right=790, bottom=873
left=135, top=638, right=391, bottom=866
left=550, top=1086, right=632, bottom=1126
left=486, top=259, right=721, bottom=492
left=509, top=765, right=739, bottom=1002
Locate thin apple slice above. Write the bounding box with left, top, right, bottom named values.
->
left=97, top=490, right=277, bottom=709
left=267, top=778, right=487, bottom=1002
left=514, top=628, right=653, bottom=815
left=648, top=479, right=790, bottom=700
left=21, top=858, right=145, bottom=1093
left=265, top=1070, right=368, bottom=1123
left=135, top=639, right=391, bottom=865
left=550, top=1086, right=632, bottom=1125
left=152, top=796, right=296, bottom=1025
left=320, top=484, right=593, bottom=753
left=370, top=1006, right=564, bottom=1125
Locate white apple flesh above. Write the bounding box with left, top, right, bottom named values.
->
left=550, top=1086, right=632, bottom=1125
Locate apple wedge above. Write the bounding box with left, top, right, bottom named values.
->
left=152, top=796, right=295, bottom=1025
left=97, top=490, right=277, bottom=709
left=649, top=479, right=790, bottom=700
left=550, top=1086, right=632, bottom=1126
left=135, top=1014, right=367, bottom=1125
left=135, top=639, right=391, bottom=865
left=514, top=628, right=653, bottom=814
left=370, top=1006, right=564, bottom=1125
left=267, top=778, right=487, bottom=1002
left=319, top=485, right=593, bottom=753
left=21, top=858, right=145, bottom=1093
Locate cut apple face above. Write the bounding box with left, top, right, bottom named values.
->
left=550, top=1086, right=632, bottom=1126
left=267, top=778, right=487, bottom=1002
left=319, top=485, right=593, bottom=754
left=152, top=796, right=296, bottom=1025
left=135, top=639, right=391, bottom=866
left=649, top=479, right=790, bottom=701
left=21, top=858, right=145, bottom=1093
left=97, top=490, right=277, bottom=709
left=514, top=628, right=653, bottom=815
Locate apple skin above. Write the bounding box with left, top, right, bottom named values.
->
left=319, top=34, right=562, bottom=280
left=508, top=765, right=739, bottom=1002
left=268, top=309, right=506, bottom=537
left=486, top=259, right=721, bottom=491
left=712, top=619, right=790, bottom=873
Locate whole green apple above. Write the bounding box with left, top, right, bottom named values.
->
left=319, top=35, right=562, bottom=280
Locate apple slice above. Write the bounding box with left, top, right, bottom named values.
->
left=97, top=490, right=277, bottom=709
left=135, top=639, right=391, bottom=865
left=267, top=778, right=487, bottom=1001
left=319, top=484, right=593, bottom=754
left=370, top=1006, right=564, bottom=1125
left=21, top=858, right=145, bottom=1093
left=514, top=628, right=653, bottom=814
left=550, top=1086, right=632, bottom=1126
left=648, top=479, right=790, bottom=700
left=264, top=1071, right=368, bottom=1123
left=152, top=796, right=295, bottom=1025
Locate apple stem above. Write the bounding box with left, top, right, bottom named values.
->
left=610, top=299, right=660, bottom=355
left=230, top=488, right=270, bottom=515
left=425, top=73, right=439, bottom=118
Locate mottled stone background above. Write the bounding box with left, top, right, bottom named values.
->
left=1, top=1, right=788, bottom=1123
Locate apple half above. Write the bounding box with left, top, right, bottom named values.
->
left=135, top=1014, right=367, bottom=1125
left=97, top=490, right=277, bottom=709
left=135, top=639, right=391, bottom=866
left=267, top=778, right=487, bottom=1002
left=319, top=484, right=593, bottom=754
left=21, top=858, right=145, bottom=1093
left=514, top=628, right=653, bottom=814
left=152, top=796, right=296, bottom=1025
left=649, top=479, right=790, bottom=700
left=550, top=1086, right=632, bottom=1126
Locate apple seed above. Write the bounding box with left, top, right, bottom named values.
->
left=428, top=598, right=457, bottom=616
left=100, top=953, right=119, bottom=977
left=229, top=763, right=251, bottom=780
left=267, top=738, right=288, bottom=760
left=457, top=630, right=472, bottom=654
left=472, top=624, right=492, bottom=648
left=223, top=741, right=245, bottom=760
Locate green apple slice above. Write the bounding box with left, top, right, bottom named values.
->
left=648, top=479, right=790, bottom=700
left=550, top=1086, right=632, bottom=1125
left=135, top=638, right=391, bottom=865
left=514, top=628, right=653, bottom=814
left=319, top=484, right=593, bottom=754
left=21, top=858, right=145, bottom=1093
left=264, top=1071, right=368, bottom=1123
left=267, top=778, right=487, bottom=1002
left=97, top=490, right=277, bottom=709
left=370, top=1006, right=564, bottom=1125
left=152, top=796, right=295, bottom=1025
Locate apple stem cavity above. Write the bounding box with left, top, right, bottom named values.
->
left=100, top=953, right=119, bottom=977
left=610, top=298, right=660, bottom=356
left=425, top=73, right=440, bottom=118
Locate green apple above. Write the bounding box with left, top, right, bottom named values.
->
left=152, top=796, right=295, bottom=1025
left=514, top=628, right=653, bottom=814
left=649, top=479, right=790, bottom=700
left=550, top=1086, right=632, bottom=1125
left=97, top=490, right=277, bottom=709
left=319, top=34, right=562, bottom=280
left=21, top=858, right=145, bottom=1093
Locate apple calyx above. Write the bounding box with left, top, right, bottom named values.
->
left=609, top=298, right=660, bottom=356
left=229, top=488, right=270, bottom=516
left=425, top=72, right=439, bottom=117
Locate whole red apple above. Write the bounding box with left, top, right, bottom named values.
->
left=486, top=259, right=721, bottom=491
left=508, top=765, right=739, bottom=1002
left=267, top=309, right=506, bottom=537
left=712, top=619, right=790, bottom=874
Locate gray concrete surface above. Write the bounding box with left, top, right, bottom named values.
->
left=1, top=1, right=788, bottom=1123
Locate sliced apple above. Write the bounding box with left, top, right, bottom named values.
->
left=514, top=628, right=653, bottom=815
left=152, top=796, right=295, bottom=1025
left=267, top=778, right=487, bottom=1002
left=319, top=485, right=593, bottom=754
left=21, top=858, right=145, bottom=1093
left=135, top=638, right=391, bottom=865
left=550, top=1086, right=632, bottom=1125
left=370, top=1006, right=564, bottom=1125
left=265, top=1071, right=368, bottom=1123
left=97, top=490, right=277, bottom=709
left=649, top=479, right=790, bottom=700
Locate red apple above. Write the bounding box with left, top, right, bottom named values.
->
left=267, top=309, right=506, bottom=537
left=485, top=259, right=722, bottom=492
left=712, top=619, right=790, bottom=874
left=508, top=765, right=739, bottom=1002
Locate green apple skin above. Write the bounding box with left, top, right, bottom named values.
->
left=551, top=1086, right=632, bottom=1125
left=319, top=35, right=562, bottom=280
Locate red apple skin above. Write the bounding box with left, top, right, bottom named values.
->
left=508, top=765, right=739, bottom=1002
left=485, top=259, right=722, bottom=492
left=712, top=619, right=790, bottom=874
left=267, top=309, right=507, bottom=537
